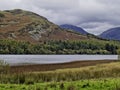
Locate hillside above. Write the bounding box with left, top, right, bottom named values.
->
left=0, top=9, right=89, bottom=43
left=100, top=27, right=120, bottom=40
left=0, top=9, right=120, bottom=54
left=60, top=24, right=88, bottom=35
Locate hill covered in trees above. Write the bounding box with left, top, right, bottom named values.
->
left=0, top=9, right=120, bottom=54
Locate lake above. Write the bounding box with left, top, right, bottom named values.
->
left=0, top=55, right=118, bottom=66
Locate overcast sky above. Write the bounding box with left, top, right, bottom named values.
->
left=0, top=0, right=120, bottom=35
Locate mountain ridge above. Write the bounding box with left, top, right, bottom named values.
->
left=100, top=27, right=120, bottom=40
left=60, top=24, right=88, bottom=35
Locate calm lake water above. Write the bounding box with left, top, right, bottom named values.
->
left=0, top=55, right=118, bottom=66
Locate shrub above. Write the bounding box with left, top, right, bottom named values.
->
left=0, top=13, right=5, bottom=18
left=25, top=78, right=34, bottom=85
left=18, top=74, right=25, bottom=84
left=0, top=60, right=9, bottom=74
left=49, top=82, right=57, bottom=88
left=60, top=83, right=64, bottom=89
left=67, top=85, right=76, bottom=90
left=114, top=84, right=120, bottom=90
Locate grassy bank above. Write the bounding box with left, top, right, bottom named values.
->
left=0, top=78, right=120, bottom=90
left=0, top=61, right=120, bottom=84
left=1, top=61, right=120, bottom=90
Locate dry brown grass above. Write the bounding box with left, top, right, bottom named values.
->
left=10, top=60, right=117, bottom=73
left=0, top=60, right=120, bottom=84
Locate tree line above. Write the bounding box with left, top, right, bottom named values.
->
left=0, top=39, right=119, bottom=54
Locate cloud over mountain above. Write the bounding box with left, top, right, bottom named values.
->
left=0, top=0, right=120, bottom=35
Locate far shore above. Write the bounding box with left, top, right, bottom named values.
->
left=10, top=60, right=118, bottom=73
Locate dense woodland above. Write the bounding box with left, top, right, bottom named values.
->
left=0, top=39, right=119, bottom=54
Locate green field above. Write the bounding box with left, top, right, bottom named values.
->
left=0, top=78, right=120, bottom=90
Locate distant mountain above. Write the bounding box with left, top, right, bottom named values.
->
left=60, top=24, right=88, bottom=35
left=0, top=9, right=90, bottom=43
left=99, top=27, right=120, bottom=40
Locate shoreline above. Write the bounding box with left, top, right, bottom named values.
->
left=10, top=60, right=118, bottom=73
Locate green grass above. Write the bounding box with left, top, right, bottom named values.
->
left=0, top=78, right=120, bottom=90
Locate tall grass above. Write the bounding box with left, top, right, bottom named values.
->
left=0, top=60, right=9, bottom=74
left=0, top=62, right=120, bottom=84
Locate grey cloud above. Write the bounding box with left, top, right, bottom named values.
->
left=0, top=0, right=120, bottom=35
left=80, top=22, right=118, bottom=35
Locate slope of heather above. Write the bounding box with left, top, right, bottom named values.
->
left=0, top=9, right=88, bottom=43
